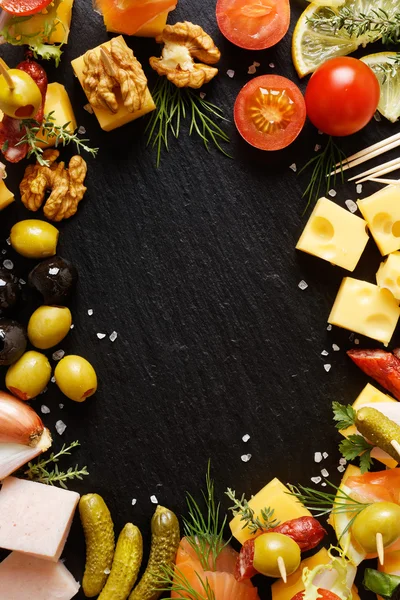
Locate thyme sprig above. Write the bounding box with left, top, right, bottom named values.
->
left=24, top=440, right=89, bottom=489
left=146, top=77, right=231, bottom=167
left=19, top=112, right=98, bottom=166
left=225, top=488, right=280, bottom=534
left=374, top=52, right=400, bottom=83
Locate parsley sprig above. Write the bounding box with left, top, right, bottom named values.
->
left=225, top=488, right=280, bottom=534
left=333, top=401, right=356, bottom=430
left=24, top=440, right=89, bottom=489
left=333, top=402, right=374, bottom=473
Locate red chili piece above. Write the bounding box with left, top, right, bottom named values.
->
left=291, top=590, right=342, bottom=600
left=235, top=539, right=258, bottom=582
left=271, top=516, right=327, bottom=551
left=348, top=349, right=400, bottom=401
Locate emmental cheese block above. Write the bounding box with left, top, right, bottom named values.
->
left=377, top=252, right=400, bottom=301
left=0, top=477, right=79, bottom=562
left=0, top=180, right=15, bottom=211
left=71, top=37, right=156, bottom=132
left=358, top=185, right=400, bottom=255
left=0, top=552, right=80, bottom=599
left=328, top=277, right=400, bottom=345
left=296, top=197, right=369, bottom=271
left=37, top=83, right=77, bottom=148
left=229, top=478, right=311, bottom=545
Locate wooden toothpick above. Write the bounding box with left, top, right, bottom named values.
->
left=0, top=62, right=14, bottom=91
left=277, top=556, right=287, bottom=583
left=376, top=532, right=385, bottom=566
left=391, top=439, right=400, bottom=459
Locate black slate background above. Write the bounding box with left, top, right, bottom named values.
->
left=1, top=0, right=399, bottom=597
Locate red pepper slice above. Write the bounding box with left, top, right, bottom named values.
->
left=0, top=0, right=53, bottom=16
left=292, top=590, right=342, bottom=600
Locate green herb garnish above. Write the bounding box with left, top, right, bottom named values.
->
left=25, top=440, right=89, bottom=489
left=339, top=435, right=374, bottom=474
left=225, top=488, right=280, bottom=534
left=157, top=565, right=216, bottom=600
left=333, top=401, right=356, bottom=430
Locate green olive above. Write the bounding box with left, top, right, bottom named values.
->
left=6, top=350, right=51, bottom=400
left=253, top=532, right=301, bottom=579
left=0, top=70, right=42, bottom=119
left=10, top=220, right=59, bottom=259
left=28, top=306, right=72, bottom=349
left=351, top=502, right=400, bottom=553
left=55, top=355, right=97, bottom=402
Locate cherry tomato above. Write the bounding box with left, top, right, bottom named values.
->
left=234, top=75, right=306, bottom=151
left=216, top=0, right=290, bottom=50
left=305, top=57, right=380, bottom=137
left=0, top=0, right=52, bottom=16
left=292, top=590, right=341, bottom=600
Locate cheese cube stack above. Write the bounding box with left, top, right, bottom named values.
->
left=358, top=185, right=400, bottom=255
left=0, top=552, right=80, bottom=599
left=71, top=37, right=156, bottom=132
left=296, top=197, right=369, bottom=271
left=229, top=478, right=311, bottom=544
left=0, top=477, right=79, bottom=562
left=328, top=277, right=400, bottom=345
left=38, top=83, right=77, bottom=148
left=0, top=180, right=14, bottom=211
left=377, top=252, right=400, bottom=301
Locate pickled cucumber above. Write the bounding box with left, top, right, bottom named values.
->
left=356, top=407, right=400, bottom=463
left=79, top=493, right=115, bottom=597
left=129, top=505, right=180, bottom=600
left=98, top=523, right=143, bottom=600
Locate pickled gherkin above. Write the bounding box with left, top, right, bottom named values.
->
left=356, top=407, right=400, bottom=463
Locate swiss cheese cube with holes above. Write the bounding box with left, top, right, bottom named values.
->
left=357, top=186, right=400, bottom=255
left=328, top=277, right=400, bottom=345
left=229, top=478, right=311, bottom=545
left=0, top=180, right=14, bottom=211
left=376, top=252, right=400, bottom=301
left=296, top=197, right=369, bottom=271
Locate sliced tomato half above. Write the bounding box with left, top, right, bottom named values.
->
left=234, top=75, right=306, bottom=151
left=0, top=0, right=52, bottom=16
left=216, top=0, right=290, bottom=50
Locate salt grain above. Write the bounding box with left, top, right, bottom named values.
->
left=40, top=387, right=47, bottom=395
left=51, top=376, right=56, bottom=383
left=327, top=324, right=332, bottom=331
left=109, top=331, right=118, bottom=342
left=241, top=453, right=252, bottom=463
left=314, top=452, right=322, bottom=463
left=321, top=350, right=329, bottom=356
left=321, top=468, right=329, bottom=477
left=323, top=452, right=329, bottom=459
left=324, top=364, right=331, bottom=372
left=49, top=267, right=60, bottom=275
left=227, top=69, right=235, bottom=78
left=52, top=349, right=65, bottom=361
left=59, top=404, right=64, bottom=409
left=354, top=338, right=360, bottom=345
left=248, top=65, right=257, bottom=75
left=55, top=420, right=67, bottom=435
left=88, top=309, right=94, bottom=316
left=150, top=495, right=158, bottom=504
left=345, top=199, right=357, bottom=213
left=97, top=333, right=106, bottom=339
left=269, top=62, right=275, bottom=68
left=78, top=125, right=86, bottom=135
left=349, top=333, right=355, bottom=342
left=6, top=237, right=10, bottom=245
left=289, top=163, right=297, bottom=172
left=374, top=111, right=382, bottom=122
left=70, top=324, right=74, bottom=329
left=242, top=434, right=250, bottom=443
left=311, top=476, right=321, bottom=484
left=3, top=259, right=13, bottom=270
left=328, top=189, right=337, bottom=197
left=321, top=482, right=327, bottom=487
left=131, top=498, right=137, bottom=506
left=337, top=465, right=345, bottom=473
left=356, top=184, right=363, bottom=194
left=298, top=280, right=308, bottom=290
left=41, top=405, right=50, bottom=414
left=104, top=568, right=111, bottom=575
left=339, top=458, right=347, bottom=465
left=332, top=344, right=340, bottom=351
left=19, top=278, right=26, bottom=285
left=314, top=144, right=321, bottom=152
left=84, top=103, right=94, bottom=114
left=200, top=92, right=206, bottom=99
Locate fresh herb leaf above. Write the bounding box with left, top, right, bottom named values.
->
left=24, top=440, right=89, bottom=489
left=146, top=77, right=231, bottom=167
left=339, top=435, right=374, bottom=473
left=363, top=568, right=400, bottom=600
left=333, top=401, right=356, bottom=430
left=287, top=480, right=370, bottom=517
left=225, top=488, right=280, bottom=534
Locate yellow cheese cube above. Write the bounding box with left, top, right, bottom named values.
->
left=377, top=252, right=400, bottom=301
left=135, top=11, right=169, bottom=37
left=50, top=0, right=74, bottom=44
left=328, top=277, right=400, bottom=345
left=71, top=36, right=155, bottom=132
left=229, top=478, right=311, bottom=545
left=37, top=83, right=77, bottom=148
left=0, top=180, right=15, bottom=211
left=10, top=0, right=74, bottom=45
left=358, top=186, right=400, bottom=256
left=296, top=197, right=369, bottom=271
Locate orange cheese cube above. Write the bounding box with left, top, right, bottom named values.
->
left=37, top=83, right=77, bottom=148
left=0, top=180, right=15, bottom=211
left=50, top=0, right=74, bottom=44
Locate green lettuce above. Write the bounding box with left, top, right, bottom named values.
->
left=301, top=547, right=354, bottom=600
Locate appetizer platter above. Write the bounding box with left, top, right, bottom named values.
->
left=3, top=0, right=400, bottom=598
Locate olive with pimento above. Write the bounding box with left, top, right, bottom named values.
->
left=6, top=350, right=51, bottom=400
left=55, top=355, right=97, bottom=402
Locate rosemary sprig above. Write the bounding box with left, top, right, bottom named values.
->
left=225, top=488, right=280, bottom=534
left=183, top=462, right=229, bottom=571
left=146, top=77, right=231, bottom=167
left=157, top=565, right=216, bottom=600
left=24, top=440, right=89, bottom=489
left=299, top=136, right=346, bottom=212
left=19, top=111, right=99, bottom=166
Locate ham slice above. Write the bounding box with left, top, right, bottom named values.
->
left=0, top=477, right=79, bottom=562
left=0, top=552, right=79, bottom=599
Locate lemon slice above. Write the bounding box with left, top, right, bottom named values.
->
left=361, top=52, right=400, bottom=123
left=292, top=0, right=399, bottom=78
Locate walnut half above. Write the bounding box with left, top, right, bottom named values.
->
left=150, top=22, right=221, bottom=89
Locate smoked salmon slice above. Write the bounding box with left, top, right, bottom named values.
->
left=346, top=468, right=400, bottom=505
left=94, top=0, right=177, bottom=35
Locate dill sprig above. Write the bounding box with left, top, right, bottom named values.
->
left=299, top=136, right=346, bottom=212
left=225, top=488, right=280, bottom=534
left=19, top=111, right=99, bottom=166
left=146, top=77, right=231, bottom=167
left=24, top=440, right=89, bottom=489
left=183, top=462, right=229, bottom=571
left=308, top=7, right=400, bottom=45
left=157, top=565, right=216, bottom=600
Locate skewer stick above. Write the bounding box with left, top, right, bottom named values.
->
left=391, top=439, right=400, bottom=459
left=277, top=556, right=287, bottom=583
left=368, top=177, right=400, bottom=185
left=330, top=138, right=400, bottom=176
left=349, top=156, right=400, bottom=183
left=333, top=132, right=400, bottom=169
left=376, top=532, right=385, bottom=566
left=0, top=62, right=14, bottom=91
left=100, top=47, right=116, bottom=77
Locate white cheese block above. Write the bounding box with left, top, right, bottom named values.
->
left=376, top=251, right=400, bottom=301
left=358, top=185, right=400, bottom=255
left=0, top=477, right=79, bottom=561
left=0, top=551, right=79, bottom=599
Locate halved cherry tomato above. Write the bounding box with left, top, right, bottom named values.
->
left=216, top=0, right=290, bottom=50
left=234, top=75, right=306, bottom=151
left=0, top=0, right=52, bottom=15
left=291, top=590, right=341, bottom=600
left=305, top=57, right=380, bottom=137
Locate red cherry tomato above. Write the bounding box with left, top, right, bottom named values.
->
left=292, top=590, right=342, bottom=600
left=234, top=74, right=306, bottom=151
left=305, top=57, right=380, bottom=137
left=0, top=0, right=52, bottom=16
left=216, top=0, right=290, bottom=50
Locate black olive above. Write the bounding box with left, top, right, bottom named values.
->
left=0, top=319, right=27, bottom=366
left=0, top=269, right=21, bottom=315
left=28, top=256, right=78, bottom=305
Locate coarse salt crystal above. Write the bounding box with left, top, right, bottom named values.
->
left=328, top=189, right=337, bottom=197
left=345, top=199, right=357, bottom=213
left=332, top=344, right=340, bottom=351
left=354, top=338, right=360, bottom=345
left=150, top=495, right=158, bottom=504
left=1, top=249, right=5, bottom=254
left=97, top=333, right=106, bottom=339
left=200, top=92, right=206, bottom=99
left=298, top=280, right=308, bottom=290
left=324, top=364, right=331, bottom=372
left=3, top=259, right=13, bottom=270
left=289, top=163, right=297, bottom=172
left=241, top=453, right=252, bottom=463
left=321, top=350, right=329, bottom=356
left=338, top=465, right=346, bottom=473
left=52, top=349, right=65, bottom=361
left=349, top=333, right=355, bottom=341
left=248, top=65, right=257, bottom=74
left=109, top=331, right=118, bottom=342
left=131, top=498, right=137, bottom=506
left=6, top=237, right=10, bottom=245
left=88, top=309, right=93, bottom=316
left=321, top=482, right=327, bottom=487
left=70, top=324, right=74, bottom=329
left=19, top=278, right=26, bottom=285
left=242, top=434, right=250, bottom=443
left=327, top=324, right=332, bottom=331
left=323, top=452, right=329, bottom=459
left=104, top=568, right=111, bottom=575
left=339, top=458, right=347, bottom=465
left=49, top=267, right=60, bottom=275
left=311, top=476, right=321, bottom=484
left=227, top=69, right=235, bottom=78
left=84, top=103, right=94, bottom=114
left=51, top=376, right=56, bottom=383
left=356, top=184, right=363, bottom=194
left=55, top=420, right=67, bottom=435
left=40, top=387, right=47, bottom=395
left=78, top=126, right=86, bottom=135
left=321, top=468, right=329, bottom=477
left=374, top=111, right=382, bottom=122
left=41, top=405, right=50, bottom=414
left=314, top=452, right=322, bottom=463
left=254, top=62, right=260, bottom=67
left=269, top=62, right=275, bottom=68
left=59, top=404, right=64, bottom=409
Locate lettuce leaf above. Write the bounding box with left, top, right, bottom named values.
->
left=301, top=547, right=355, bottom=600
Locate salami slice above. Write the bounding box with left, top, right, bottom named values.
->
left=348, top=349, right=400, bottom=401
left=235, top=540, right=257, bottom=582
left=272, top=516, right=326, bottom=551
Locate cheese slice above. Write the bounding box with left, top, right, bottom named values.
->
left=135, top=11, right=169, bottom=37
left=0, top=552, right=80, bottom=599
left=71, top=36, right=156, bottom=132
left=0, top=180, right=15, bottom=211
left=229, top=478, right=311, bottom=545
left=0, top=477, right=79, bottom=562
left=50, top=0, right=74, bottom=44
left=377, top=251, right=400, bottom=301
left=37, top=82, right=77, bottom=148
left=296, top=197, right=369, bottom=271
left=328, top=277, right=400, bottom=345
left=358, top=185, right=400, bottom=256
